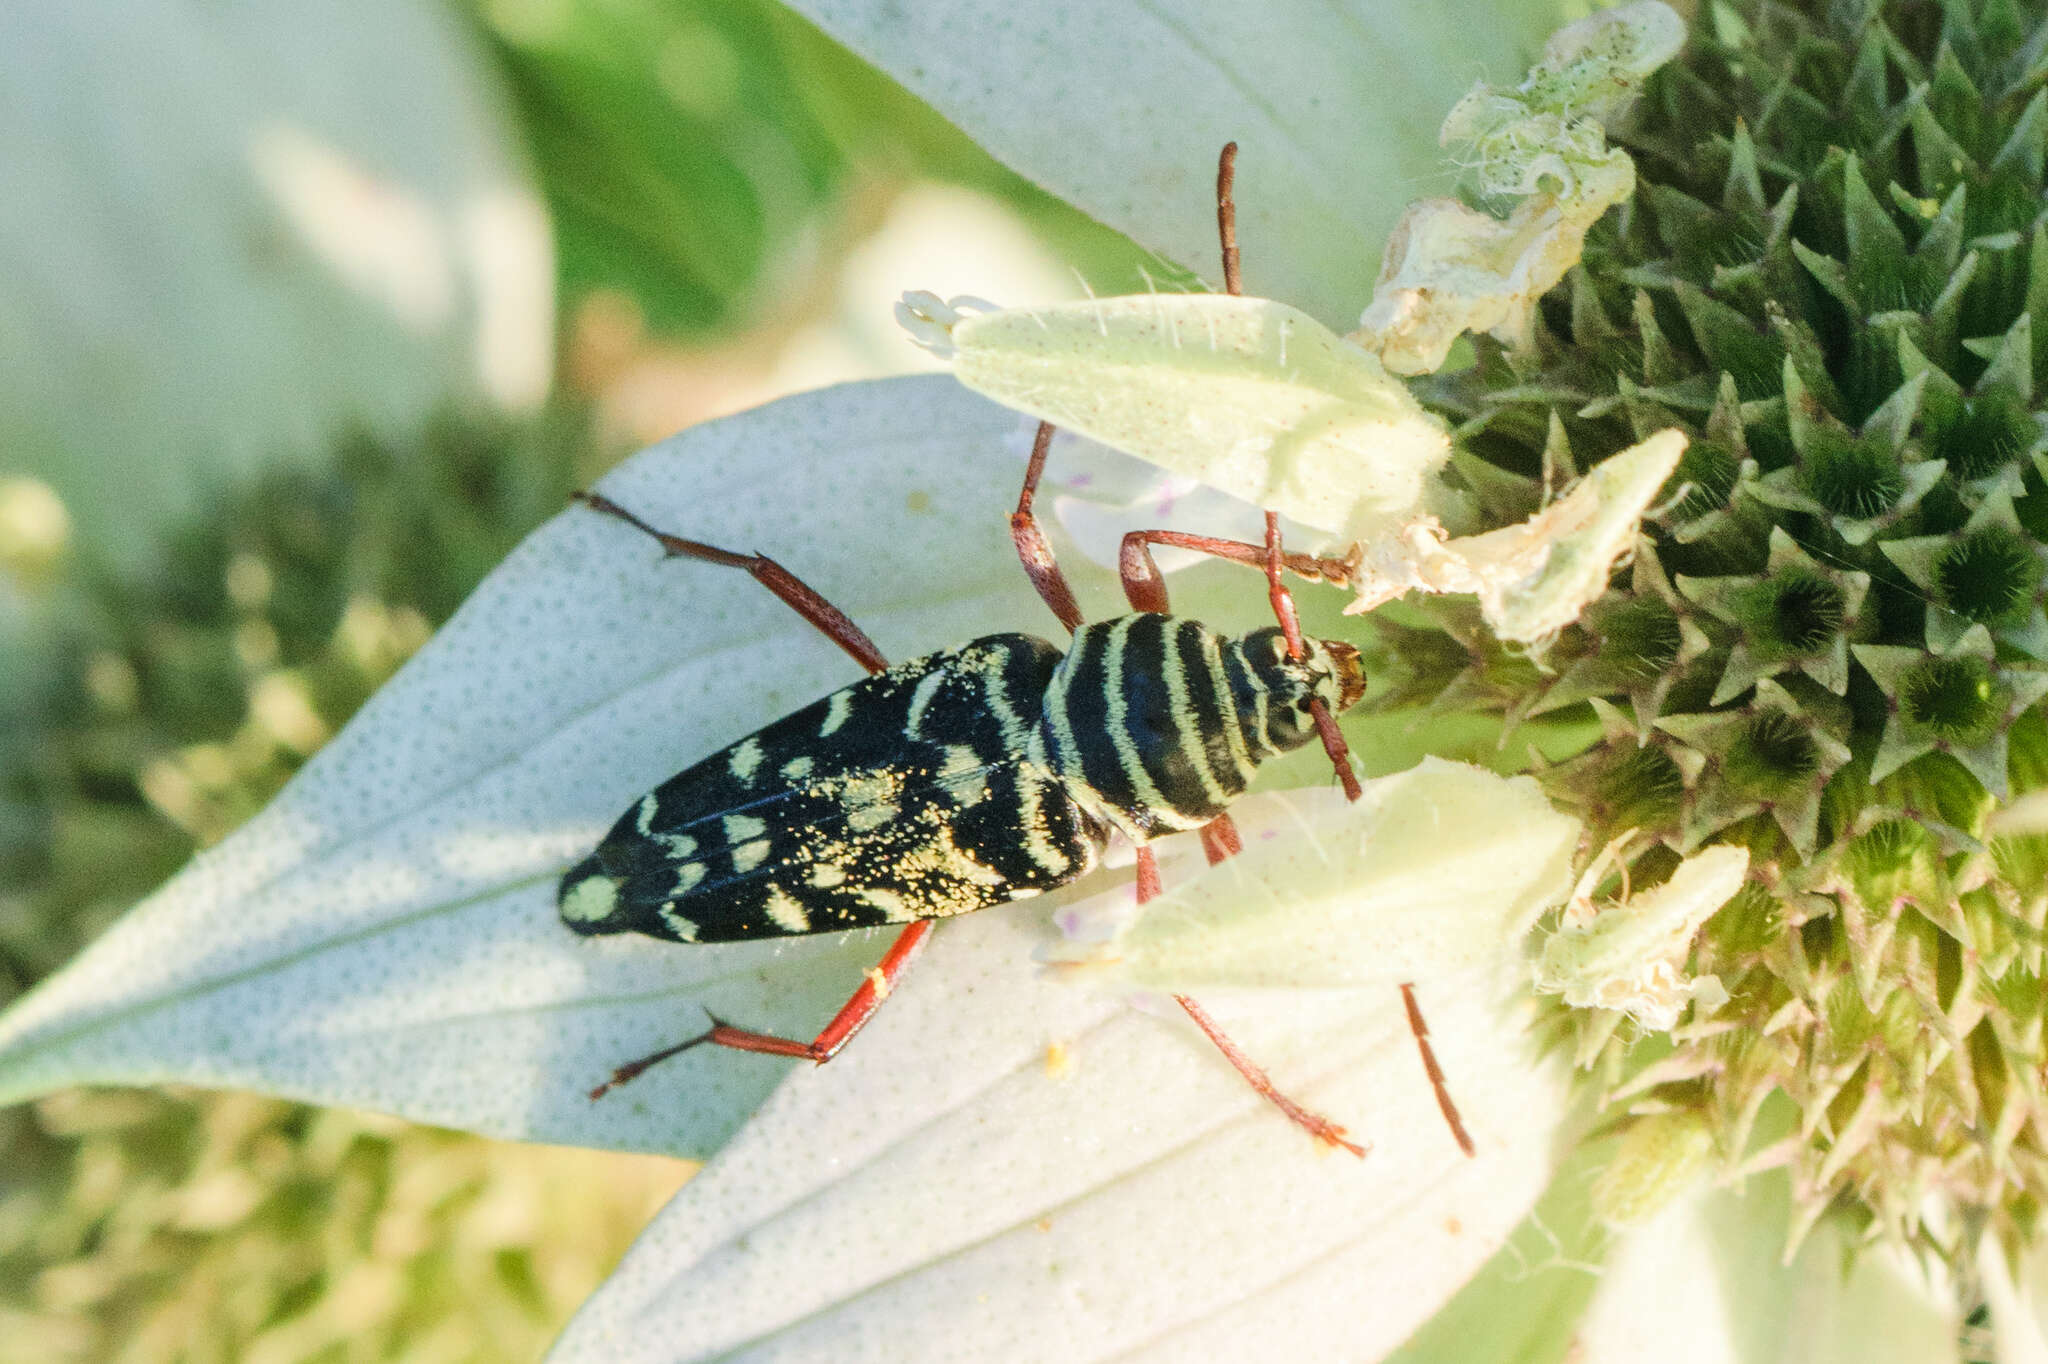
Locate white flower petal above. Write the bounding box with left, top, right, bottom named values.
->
left=0, top=377, right=1096, bottom=1160
left=1575, top=1176, right=1962, bottom=1364
left=551, top=795, right=1574, bottom=1363
left=786, top=0, right=1570, bottom=327
left=1, top=0, right=551, bottom=570
left=1987, top=1232, right=2048, bottom=1364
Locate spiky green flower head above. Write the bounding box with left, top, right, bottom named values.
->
left=1413, top=0, right=2048, bottom=1257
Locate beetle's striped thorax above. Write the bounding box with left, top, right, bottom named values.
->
left=1028, top=614, right=1364, bottom=841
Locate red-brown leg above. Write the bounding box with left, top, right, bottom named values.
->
left=1142, top=827, right=1358, bottom=1158
left=1134, top=845, right=1164, bottom=903
left=575, top=491, right=942, bottom=1090
left=1263, top=512, right=1363, bottom=802
left=1011, top=421, right=1086, bottom=635
left=574, top=491, right=888, bottom=675
left=1401, top=984, right=1476, bottom=1157
left=588, top=920, right=937, bottom=1097
left=1174, top=994, right=1365, bottom=1157
left=1216, top=141, right=1242, bottom=296
left=1117, top=528, right=1354, bottom=612
left=1198, top=818, right=1241, bottom=864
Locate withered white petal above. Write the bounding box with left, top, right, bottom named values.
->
left=1352, top=2, right=1684, bottom=376
left=1536, top=842, right=1748, bottom=1032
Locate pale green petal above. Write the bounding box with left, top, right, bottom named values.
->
left=785, top=0, right=1572, bottom=328
left=942, top=294, right=1451, bottom=545
left=1064, top=760, right=1577, bottom=989
left=551, top=793, right=1575, bottom=1362
left=1574, top=1175, right=1962, bottom=1363
left=0, top=377, right=1073, bottom=1160
left=1388, top=1136, right=1613, bottom=1364
left=2, top=0, right=552, bottom=569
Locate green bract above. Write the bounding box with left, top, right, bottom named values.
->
left=929, top=0, right=2048, bottom=1273
left=1428, top=0, right=2048, bottom=1257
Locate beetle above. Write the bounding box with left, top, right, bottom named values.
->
left=558, top=144, right=1473, bottom=1158
left=554, top=426, right=1373, bottom=1154
left=558, top=604, right=1365, bottom=949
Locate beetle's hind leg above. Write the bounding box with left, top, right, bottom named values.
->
left=572, top=490, right=888, bottom=675
left=569, top=491, right=939, bottom=1090
left=588, top=920, right=938, bottom=1097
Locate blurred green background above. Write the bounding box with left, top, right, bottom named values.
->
left=0, top=1, right=1166, bottom=1357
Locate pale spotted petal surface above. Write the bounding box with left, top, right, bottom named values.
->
left=0, top=375, right=1277, bottom=1160
left=550, top=792, right=1575, bottom=1363
left=783, top=0, right=1569, bottom=329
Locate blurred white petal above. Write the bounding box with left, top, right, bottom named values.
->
left=1575, top=1176, right=1961, bottom=1364
left=1987, top=1232, right=2048, bottom=1364
left=785, top=0, right=1571, bottom=328
left=0, top=0, right=552, bottom=569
